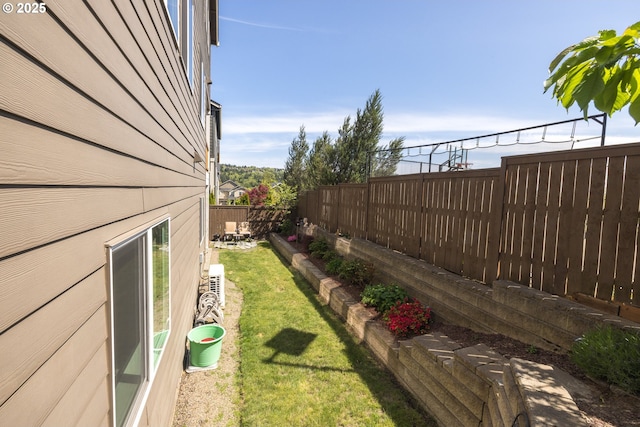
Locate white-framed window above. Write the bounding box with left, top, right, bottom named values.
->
left=187, top=0, right=194, bottom=87
left=108, top=218, right=171, bottom=427
left=164, top=0, right=180, bottom=43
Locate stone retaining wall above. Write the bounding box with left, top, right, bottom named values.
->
left=308, top=227, right=640, bottom=352
left=270, top=233, right=591, bottom=426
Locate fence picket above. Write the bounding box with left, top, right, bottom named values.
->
left=298, top=142, right=640, bottom=306
left=617, top=156, right=640, bottom=304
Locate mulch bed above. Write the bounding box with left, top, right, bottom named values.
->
left=290, top=238, right=640, bottom=427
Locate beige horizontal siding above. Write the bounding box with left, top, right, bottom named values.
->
left=0, top=0, right=212, bottom=425
left=0, top=270, right=107, bottom=405
left=74, top=377, right=111, bottom=427
left=0, top=206, right=185, bottom=333
left=0, top=230, right=105, bottom=333
left=1, top=22, right=202, bottom=174
left=0, top=117, right=202, bottom=187
left=0, top=305, right=107, bottom=425
left=41, top=342, right=109, bottom=426
left=0, top=187, right=145, bottom=257
left=138, top=0, right=202, bottom=134
left=0, top=45, right=190, bottom=172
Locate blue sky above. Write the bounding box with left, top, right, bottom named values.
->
left=210, top=1, right=639, bottom=169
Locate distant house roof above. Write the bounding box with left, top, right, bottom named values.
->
left=219, top=180, right=242, bottom=191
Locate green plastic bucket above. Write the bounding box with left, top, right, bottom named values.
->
left=187, top=324, right=226, bottom=367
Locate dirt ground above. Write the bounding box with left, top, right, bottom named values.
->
left=171, top=245, right=640, bottom=427
left=172, top=250, right=242, bottom=427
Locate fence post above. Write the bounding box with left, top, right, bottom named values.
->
left=417, top=172, right=426, bottom=260
left=486, top=158, right=507, bottom=285
left=365, top=180, right=370, bottom=241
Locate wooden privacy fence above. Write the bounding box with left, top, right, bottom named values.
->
left=298, top=142, right=640, bottom=306
left=209, top=206, right=289, bottom=239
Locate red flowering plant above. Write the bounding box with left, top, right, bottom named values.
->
left=384, top=298, right=432, bottom=339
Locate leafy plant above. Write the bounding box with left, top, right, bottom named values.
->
left=325, top=257, right=343, bottom=275
left=361, top=284, right=409, bottom=315
left=279, top=218, right=295, bottom=236
left=322, top=249, right=339, bottom=262
left=384, top=299, right=431, bottom=339
left=235, top=193, right=250, bottom=205
left=571, top=325, right=640, bottom=395
left=338, top=259, right=375, bottom=288
left=544, top=21, right=640, bottom=123
left=308, top=237, right=330, bottom=258
left=246, top=183, right=270, bottom=206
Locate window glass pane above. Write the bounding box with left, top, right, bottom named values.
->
left=166, top=0, right=179, bottom=42
left=187, top=0, right=193, bottom=86
left=152, top=220, right=170, bottom=368
left=112, top=235, right=146, bottom=427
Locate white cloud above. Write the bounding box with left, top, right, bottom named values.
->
left=219, top=16, right=304, bottom=32
left=224, top=110, right=543, bottom=137
left=383, top=113, right=542, bottom=134
left=219, top=109, right=639, bottom=168
left=224, top=111, right=350, bottom=135
left=219, top=16, right=336, bottom=34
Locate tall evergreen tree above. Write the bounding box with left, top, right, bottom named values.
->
left=283, top=125, right=309, bottom=191
left=333, top=89, right=391, bottom=184
left=284, top=90, right=405, bottom=190
left=371, top=136, right=405, bottom=177
left=306, top=131, right=335, bottom=188
left=332, top=117, right=354, bottom=184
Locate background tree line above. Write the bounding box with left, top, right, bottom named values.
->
left=220, top=164, right=284, bottom=188
left=283, top=89, right=405, bottom=193
left=218, top=165, right=295, bottom=208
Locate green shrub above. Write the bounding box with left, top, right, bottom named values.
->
left=338, top=259, right=374, bottom=289
left=308, top=238, right=330, bottom=258
left=361, top=284, right=409, bottom=315
left=322, top=250, right=339, bottom=262
left=571, top=325, right=640, bottom=395
left=325, top=257, right=343, bottom=275
left=279, top=218, right=295, bottom=236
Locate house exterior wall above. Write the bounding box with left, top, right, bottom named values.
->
left=0, top=1, right=215, bottom=425
left=209, top=102, right=222, bottom=204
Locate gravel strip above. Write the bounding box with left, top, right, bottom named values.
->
left=172, top=250, right=242, bottom=427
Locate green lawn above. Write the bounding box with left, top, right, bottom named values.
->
left=220, top=242, right=436, bottom=427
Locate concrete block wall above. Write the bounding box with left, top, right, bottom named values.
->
left=270, top=233, right=590, bottom=426
left=308, top=227, right=640, bottom=352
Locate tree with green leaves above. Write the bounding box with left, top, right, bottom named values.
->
left=306, top=131, right=335, bottom=188
left=544, top=21, right=640, bottom=123
left=283, top=90, right=404, bottom=189
left=328, top=89, right=404, bottom=184
left=220, top=164, right=283, bottom=188
left=266, top=182, right=297, bottom=209
left=334, top=90, right=387, bottom=183
left=283, top=125, right=309, bottom=191
left=332, top=116, right=354, bottom=184
left=370, top=136, right=405, bottom=177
